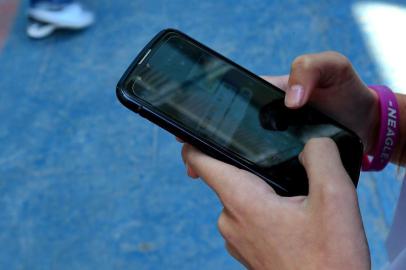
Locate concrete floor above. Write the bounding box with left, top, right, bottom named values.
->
left=0, top=0, right=405, bottom=269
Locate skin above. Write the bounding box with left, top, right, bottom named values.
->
left=182, top=139, right=369, bottom=269
left=179, top=51, right=406, bottom=269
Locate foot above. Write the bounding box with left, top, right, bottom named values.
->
left=26, top=19, right=57, bottom=39
left=28, top=2, right=94, bottom=29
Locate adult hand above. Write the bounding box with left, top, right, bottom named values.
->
left=182, top=139, right=370, bottom=270
left=263, top=51, right=379, bottom=153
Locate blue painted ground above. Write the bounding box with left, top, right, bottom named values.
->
left=0, top=0, right=404, bottom=269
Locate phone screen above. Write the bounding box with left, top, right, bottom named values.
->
left=121, top=32, right=361, bottom=193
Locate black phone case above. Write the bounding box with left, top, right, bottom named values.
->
left=116, top=28, right=363, bottom=196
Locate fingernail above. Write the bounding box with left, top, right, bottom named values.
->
left=285, top=84, right=304, bottom=108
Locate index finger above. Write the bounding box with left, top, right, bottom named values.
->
left=181, top=144, right=277, bottom=208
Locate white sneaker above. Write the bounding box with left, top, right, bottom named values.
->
left=26, top=20, right=57, bottom=39
left=28, top=2, right=94, bottom=29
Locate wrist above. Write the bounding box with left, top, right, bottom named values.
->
left=362, top=86, right=400, bottom=171
left=364, top=87, right=380, bottom=154
left=391, top=93, right=406, bottom=165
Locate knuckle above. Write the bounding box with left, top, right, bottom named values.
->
left=217, top=212, right=233, bottom=241
left=321, top=182, right=341, bottom=199
left=320, top=181, right=356, bottom=204
left=325, top=51, right=349, bottom=63
left=323, top=50, right=345, bottom=59
left=324, top=51, right=352, bottom=73
left=291, top=54, right=314, bottom=72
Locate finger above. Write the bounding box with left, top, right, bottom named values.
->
left=217, top=208, right=235, bottom=240
left=219, top=210, right=249, bottom=267
left=178, top=140, right=202, bottom=179
left=225, top=242, right=250, bottom=268
left=179, top=141, right=198, bottom=178
left=179, top=142, right=199, bottom=178
left=286, top=51, right=352, bottom=108
left=299, top=138, right=356, bottom=205
left=186, top=164, right=199, bottom=179
left=261, top=75, right=289, bottom=91
left=181, top=144, right=276, bottom=207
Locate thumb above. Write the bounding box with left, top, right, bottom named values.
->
left=286, top=51, right=352, bottom=109
left=299, top=138, right=356, bottom=204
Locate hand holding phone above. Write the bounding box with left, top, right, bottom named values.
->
left=116, top=29, right=364, bottom=196
left=279, top=52, right=379, bottom=154
left=181, top=138, right=370, bottom=270
left=180, top=51, right=374, bottom=268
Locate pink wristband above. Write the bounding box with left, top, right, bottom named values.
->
left=362, top=85, right=400, bottom=171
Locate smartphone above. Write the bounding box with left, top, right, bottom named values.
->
left=116, top=29, right=363, bottom=196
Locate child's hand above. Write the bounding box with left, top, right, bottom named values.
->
left=263, top=51, right=379, bottom=153
left=181, top=139, right=370, bottom=270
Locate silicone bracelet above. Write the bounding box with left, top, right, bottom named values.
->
left=362, top=85, right=399, bottom=171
